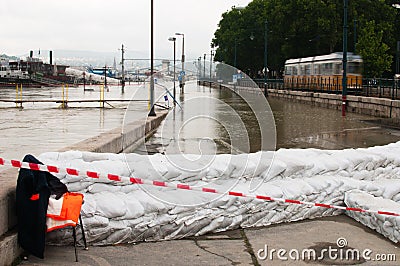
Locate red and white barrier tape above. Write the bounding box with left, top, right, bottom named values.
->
left=1, top=157, right=399, bottom=217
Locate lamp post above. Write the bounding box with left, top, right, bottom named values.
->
left=210, top=49, right=214, bottom=82
left=246, top=22, right=268, bottom=95
left=149, top=0, right=156, bottom=116
left=264, top=20, right=268, bottom=96
left=397, top=41, right=400, bottom=74
left=342, top=0, right=348, bottom=117
left=353, top=19, right=357, bottom=54
left=203, top=53, right=206, bottom=80
left=168, top=37, right=176, bottom=105
left=120, top=44, right=125, bottom=93
left=198, top=56, right=202, bottom=81
left=175, top=32, right=185, bottom=92
left=234, top=38, right=237, bottom=68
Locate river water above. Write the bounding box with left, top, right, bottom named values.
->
left=0, top=84, right=152, bottom=161
left=1, top=82, right=399, bottom=163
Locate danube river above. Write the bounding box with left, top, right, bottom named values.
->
left=1, top=82, right=400, bottom=163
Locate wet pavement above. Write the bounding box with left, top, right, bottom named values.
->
left=20, top=216, right=400, bottom=265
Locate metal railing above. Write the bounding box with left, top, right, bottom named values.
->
left=250, top=78, right=400, bottom=100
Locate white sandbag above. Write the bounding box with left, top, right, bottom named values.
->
left=344, top=190, right=400, bottom=243
left=93, top=191, right=127, bottom=218
left=39, top=141, right=400, bottom=245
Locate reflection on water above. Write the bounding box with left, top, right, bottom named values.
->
left=140, top=85, right=400, bottom=154
left=268, top=97, right=400, bottom=149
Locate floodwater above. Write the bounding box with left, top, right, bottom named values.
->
left=138, top=83, right=400, bottom=154
left=1, top=82, right=400, bottom=164
left=0, top=83, right=167, bottom=161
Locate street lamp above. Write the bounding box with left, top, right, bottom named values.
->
left=168, top=37, right=176, bottom=105
left=245, top=22, right=268, bottom=95
left=175, top=32, right=185, bottom=92
left=210, top=49, right=214, bottom=82
left=203, top=53, right=206, bottom=80
left=264, top=20, right=268, bottom=96
left=149, top=0, right=156, bottom=116
left=342, top=0, right=348, bottom=117
left=234, top=38, right=237, bottom=68
left=198, top=56, right=202, bottom=80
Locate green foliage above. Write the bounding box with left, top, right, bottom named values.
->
left=212, top=0, right=400, bottom=78
left=357, top=20, right=393, bottom=77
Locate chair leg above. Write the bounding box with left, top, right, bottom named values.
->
left=73, top=227, right=78, bottom=262
left=79, top=215, right=88, bottom=250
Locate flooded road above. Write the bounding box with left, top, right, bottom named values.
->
left=270, top=97, right=400, bottom=149
left=139, top=83, right=400, bottom=154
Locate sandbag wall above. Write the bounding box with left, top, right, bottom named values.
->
left=38, top=141, right=400, bottom=245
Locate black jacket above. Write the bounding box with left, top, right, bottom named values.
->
left=16, top=154, right=68, bottom=259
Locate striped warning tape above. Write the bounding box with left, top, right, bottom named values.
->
left=1, top=156, right=399, bottom=217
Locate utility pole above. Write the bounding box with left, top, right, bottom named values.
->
left=149, top=0, right=156, bottom=116
left=121, top=44, right=125, bottom=93
left=342, top=0, right=348, bottom=117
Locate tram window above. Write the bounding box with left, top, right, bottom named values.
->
left=348, top=62, right=362, bottom=74
left=314, top=65, right=321, bottom=75
left=322, top=63, right=332, bottom=75
left=285, top=66, right=290, bottom=75
left=333, top=63, right=342, bottom=75
left=293, top=66, right=298, bottom=75
left=305, top=64, right=311, bottom=75
left=300, top=65, right=305, bottom=75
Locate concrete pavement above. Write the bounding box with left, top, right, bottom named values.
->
left=19, top=215, right=400, bottom=265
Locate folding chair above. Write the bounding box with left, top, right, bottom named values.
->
left=47, top=192, right=88, bottom=262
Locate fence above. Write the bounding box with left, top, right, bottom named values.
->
left=249, top=78, right=400, bottom=100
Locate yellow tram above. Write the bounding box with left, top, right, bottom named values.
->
left=284, top=52, right=363, bottom=91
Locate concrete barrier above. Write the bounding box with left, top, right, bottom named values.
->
left=267, top=89, right=400, bottom=119
left=0, top=110, right=168, bottom=265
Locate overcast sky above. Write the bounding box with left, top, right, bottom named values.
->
left=1, top=0, right=252, bottom=60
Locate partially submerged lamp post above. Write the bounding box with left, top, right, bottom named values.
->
left=342, top=0, right=348, bottom=117
left=168, top=37, right=176, bottom=105
left=175, top=32, right=185, bottom=92
left=149, top=0, right=156, bottom=116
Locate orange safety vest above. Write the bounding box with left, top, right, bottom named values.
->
left=46, top=192, right=84, bottom=232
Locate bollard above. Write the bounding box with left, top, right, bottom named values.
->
left=100, top=85, right=105, bottom=108
left=60, top=84, right=68, bottom=109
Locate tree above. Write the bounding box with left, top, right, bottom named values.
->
left=212, top=0, right=399, bottom=78
left=357, top=20, right=393, bottom=77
